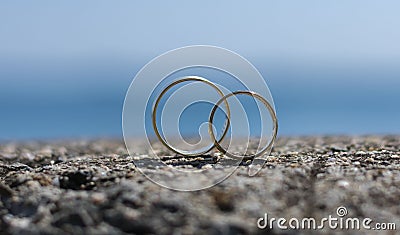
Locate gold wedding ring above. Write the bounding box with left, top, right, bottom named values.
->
left=152, top=76, right=231, bottom=156
left=208, top=91, right=278, bottom=159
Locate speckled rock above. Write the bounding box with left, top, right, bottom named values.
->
left=0, top=136, right=399, bottom=234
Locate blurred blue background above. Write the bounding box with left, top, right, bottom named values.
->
left=1, top=1, right=399, bottom=140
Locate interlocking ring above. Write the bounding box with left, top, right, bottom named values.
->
left=152, top=76, right=231, bottom=156
left=209, top=91, right=278, bottom=159
left=152, top=76, right=278, bottom=159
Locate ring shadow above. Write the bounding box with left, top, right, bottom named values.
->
left=160, top=154, right=255, bottom=169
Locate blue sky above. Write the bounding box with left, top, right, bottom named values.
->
left=0, top=1, right=399, bottom=139
left=1, top=1, right=399, bottom=60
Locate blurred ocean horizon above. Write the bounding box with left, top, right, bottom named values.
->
left=1, top=55, right=399, bottom=140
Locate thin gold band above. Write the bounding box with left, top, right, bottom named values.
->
left=208, top=91, right=278, bottom=159
left=152, top=76, right=231, bottom=156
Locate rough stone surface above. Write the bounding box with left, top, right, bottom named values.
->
left=0, top=136, right=399, bottom=234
